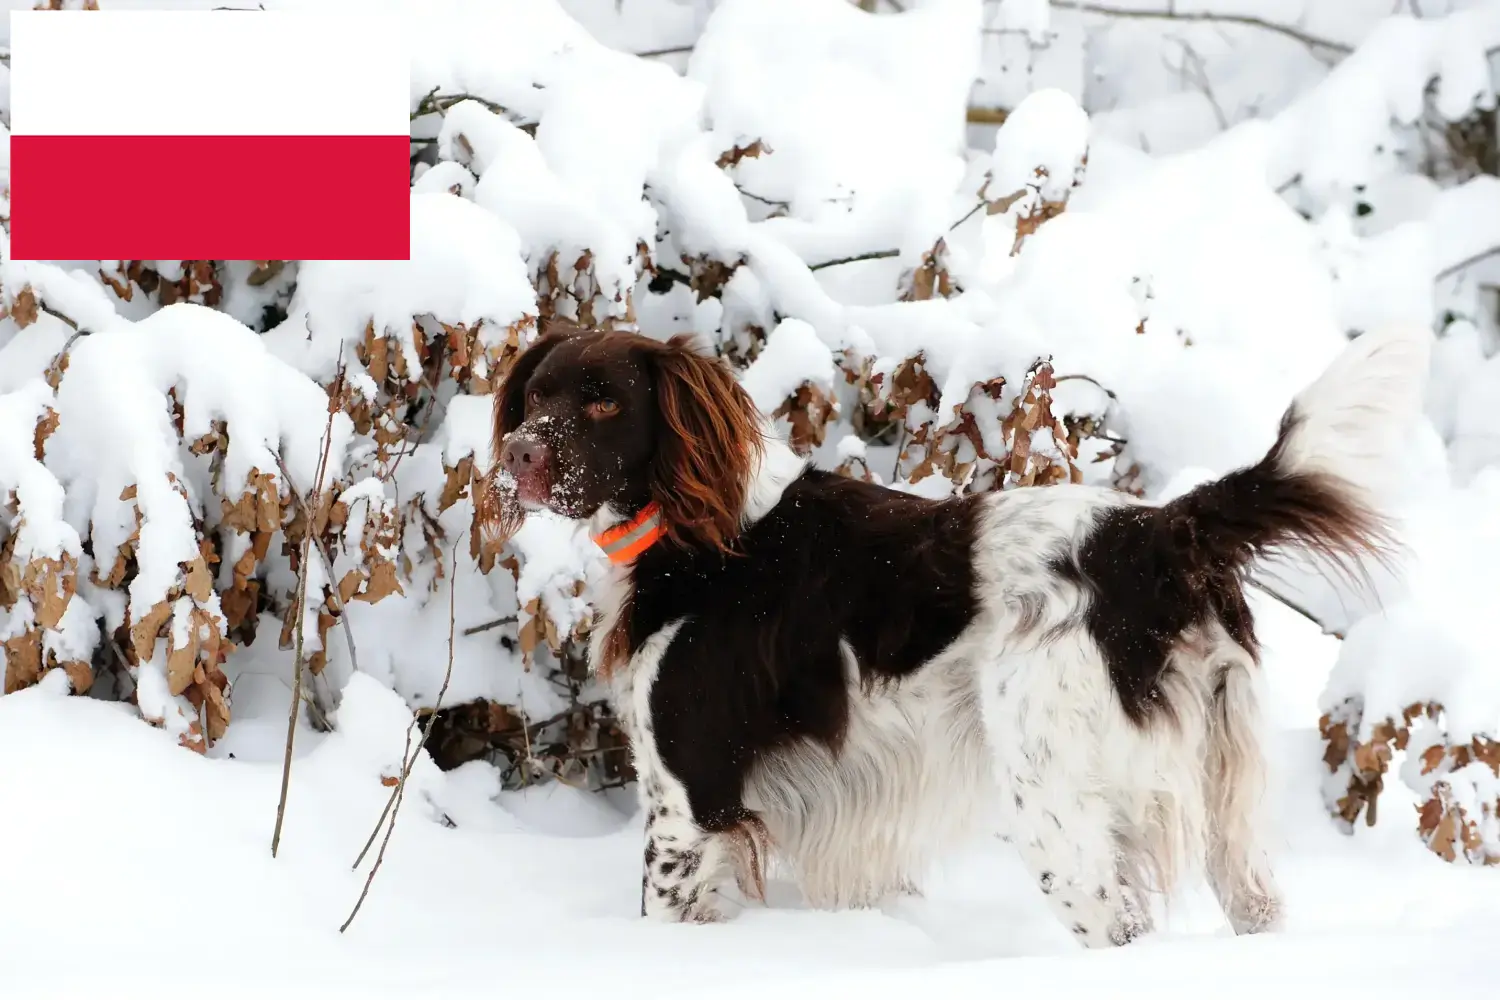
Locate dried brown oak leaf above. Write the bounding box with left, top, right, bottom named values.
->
left=337, top=560, right=405, bottom=608
left=901, top=240, right=954, bottom=302
left=361, top=320, right=393, bottom=384
left=221, top=532, right=273, bottom=633
left=247, top=260, right=286, bottom=287
left=157, top=260, right=222, bottom=308
left=1417, top=782, right=1483, bottom=863
left=517, top=581, right=588, bottom=667
left=221, top=469, right=283, bottom=534
left=56, top=660, right=92, bottom=695
left=33, top=407, right=60, bottom=462
left=688, top=254, right=746, bottom=303
left=9, top=286, right=40, bottom=328
left=774, top=383, right=838, bottom=455
left=2, top=632, right=43, bottom=694
left=440, top=455, right=476, bottom=513
left=22, top=554, right=78, bottom=630
left=716, top=139, right=771, bottom=170
left=1001, top=362, right=1081, bottom=488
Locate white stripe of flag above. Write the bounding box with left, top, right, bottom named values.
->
left=8, top=9, right=412, bottom=260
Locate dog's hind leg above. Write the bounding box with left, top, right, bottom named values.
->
left=982, top=648, right=1150, bottom=949
left=1205, top=659, right=1284, bottom=934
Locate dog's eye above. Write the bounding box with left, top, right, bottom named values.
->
left=587, top=398, right=620, bottom=419
left=526, top=389, right=542, bottom=409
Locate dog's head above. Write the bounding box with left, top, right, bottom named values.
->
left=480, top=320, right=763, bottom=553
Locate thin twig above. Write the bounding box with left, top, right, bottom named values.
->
left=1436, top=246, right=1500, bottom=281
left=108, top=638, right=137, bottom=701
left=302, top=354, right=347, bottom=722
left=890, top=423, right=908, bottom=482
left=738, top=187, right=789, bottom=210
left=274, top=454, right=361, bottom=685
left=809, top=248, right=901, bottom=271
left=270, top=352, right=343, bottom=858
left=224, top=669, right=329, bottom=730
left=384, top=335, right=449, bottom=482
left=411, top=89, right=510, bottom=121
left=37, top=302, right=80, bottom=332
left=340, top=540, right=462, bottom=933
left=634, top=44, right=694, bottom=58
left=967, top=106, right=1010, bottom=125
left=949, top=199, right=988, bottom=231
left=1165, top=36, right=1229, bottom=130
left=520, top=700, right=539, bottom=787
left=350, top=727, right=411, bottom=873
left=1054, top=373, right=1119, bottom=401
left=270, top=479, right=315, bottom=857
left=1050, top=1, right=1354, bottom=54
left=463, top=615, right=518, bottom=637
left=1246, top=579, right=1341, bottom=638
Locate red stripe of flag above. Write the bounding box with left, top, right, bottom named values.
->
left=9, top=134, right=412, bottom=261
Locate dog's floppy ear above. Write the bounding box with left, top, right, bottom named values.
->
left=644, top=335, right=763, bottom=553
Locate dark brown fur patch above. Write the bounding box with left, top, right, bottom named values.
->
left=633, top=471, right=983, bottom=834
left=1058, top=406, right=1392, bottom=725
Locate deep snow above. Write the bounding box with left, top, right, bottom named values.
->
left=3, top=593, right=1497, bottom=998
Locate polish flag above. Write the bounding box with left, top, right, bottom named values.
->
left=8, top=10, right=411, bottom=261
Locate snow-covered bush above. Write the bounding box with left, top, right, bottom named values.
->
left=1318, top=469, right=1500, bottom=867
left=2, top=0, right=1499, bottom=868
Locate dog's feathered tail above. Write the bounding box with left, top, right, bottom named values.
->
left=1163, top=324, right=1432, bottom=592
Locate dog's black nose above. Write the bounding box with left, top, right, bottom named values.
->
left=502, top=436, right=549, bottom=475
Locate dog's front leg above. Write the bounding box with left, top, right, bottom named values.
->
left=619, top=626, right=747, bottom=923
left=634, top=769, right=736, bottom=923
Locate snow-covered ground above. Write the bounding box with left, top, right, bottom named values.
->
left=3, top=592, right=1497, bottom=997
left=3, top=0, right=1500, bottom=994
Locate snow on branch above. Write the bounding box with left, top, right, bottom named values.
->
left=45, top=305, right=352, bottom=744
left=1254, top=8, right=1500, bottom=198
left=1051, top=1, right=1355, bottom=55
left=0, top=379, right=95, bottom=696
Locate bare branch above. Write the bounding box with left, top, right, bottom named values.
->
left=411, top=89, right=511, bottom=121
left=1247, top=579, right=1341, bottom=638
left=738, top=187, right=790, bottom=211
left=809, top=248, right=901, bottom=271
left=463, top=616, right=518, bottom=637
left=1050, top=1, right=1354, bottom=54
left=1437, top=246, right=1500, bottom=281
left=38, top=302, right=80, bottom=332
left=273, top=454, right=362, bottom=685
left=341, top=540, right=462, bottom=933
left=271, top=351, right=344, bottom=858
left=949, top=199, right=988, bottom=232
left=967, top=106, right=1010, bottom=126
left=1165, top=36, right=1229, bottom=130
left=1054, top=373, right=1119, bottom=401
left=635, top=45, right=694, bottom=59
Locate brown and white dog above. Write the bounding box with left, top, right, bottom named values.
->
left=479, top=319, right=1428, bottom=947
